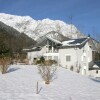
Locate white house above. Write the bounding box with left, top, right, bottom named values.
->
left=25, top=35, right=100, bottom=77
left=59, top=37, right=100, bottom=76
left=26, top=36, right=62, bottom=64
left=89, top=61, right=100, bottom=78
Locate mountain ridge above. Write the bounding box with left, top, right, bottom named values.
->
left=0, top=13, right=85, bottom=40
left=0, top=21, right=36, bottom=53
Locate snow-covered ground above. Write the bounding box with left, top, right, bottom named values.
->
left=0, top=65, right=100, bottom=100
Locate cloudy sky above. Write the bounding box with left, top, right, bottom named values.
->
left=0, top=0, right=100, bottom=37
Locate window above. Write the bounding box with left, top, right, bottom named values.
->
left=96, top=70, right=98, bottom=74
left=83, top=56, right=86, bottom=62
left=66, top=55, right=71, bottom=62
left=48, top=56, right=52, bottom=60
left=54, top=56, right=58, bottom=62
left=81, top=56, right=83, bottom=61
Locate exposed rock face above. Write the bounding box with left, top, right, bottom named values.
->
left=0, top=13, right=85, bottom=40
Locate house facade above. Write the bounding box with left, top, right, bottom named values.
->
left=26, top=36, right=62, bottom=64
left=59, top=37, right=100, bottom=76
left=25, top=35, right=100, bottom=77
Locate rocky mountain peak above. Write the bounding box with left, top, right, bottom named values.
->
left=0, top=13, right=85, bottom=40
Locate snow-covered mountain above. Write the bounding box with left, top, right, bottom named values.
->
left=0, top=13, right=84, bottom=40
left=0, top=21, right=36, bottom=51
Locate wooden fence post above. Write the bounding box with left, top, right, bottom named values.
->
left=36, top=81, right=38, bottom=94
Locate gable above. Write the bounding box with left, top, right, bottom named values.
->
left=88, top=38, right=100, bottom=52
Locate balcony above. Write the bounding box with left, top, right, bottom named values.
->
left=46, top=49, right=58, bottom=53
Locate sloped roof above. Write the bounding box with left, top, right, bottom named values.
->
left=88, top=38, right=100, bottom=52
left=35, top=35, right=62, bottom=47
left=46, top=36, right=62, bottom=44
left=62, top=38, right=88, bottom=46
left=94, top=61, right=100, bottom=67
left=61, top=37, right=100, bottom=53
left=69, top=38, right=87, bottom=44
left=23, top=46, right=41, bottom=52
left=89, top=61, right=100, bottom=70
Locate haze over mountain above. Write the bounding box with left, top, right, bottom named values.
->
left=0, top=13, right=85, bottom=40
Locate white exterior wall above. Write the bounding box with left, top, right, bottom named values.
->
left=43, top=53, right=59, bottom=64
left=27, top=46, right=47, bottom=64
left=28, top=51, right=39, bottom=64
left=80, top=42, right=93, bottom=75
left=89, top=70, right=100, bottom=78
left=59, top=42, right=93, bottom=75
left=27, top=46, right=59, bottom=64
left=59, top=48, right=78, bottom=70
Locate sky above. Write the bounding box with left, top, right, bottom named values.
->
left=0, top=0, right=100, bottom=38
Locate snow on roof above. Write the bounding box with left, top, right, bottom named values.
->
left=1, top=65, right=100, bottom=100
left=62, top=40, right=75, bottom=46
left=93, top=61, right=100, bottom=69
left=62, top=38, right=88, bottom=46
left=23, top=46, right=41, bottom=52
left=93, top=65, right=99, bottom=69
left=46, top=36, right=62, bottom=44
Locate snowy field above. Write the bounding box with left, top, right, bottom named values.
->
left=0, top=65, right=100, bottom=100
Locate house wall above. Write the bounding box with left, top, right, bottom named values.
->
left=28, top=51, right=38, bottom=64
left=59, top=47, right=78, bottom=70
left=89, top=70, right=100, bottom=78
left=27, top=46, right=47, bottom=64
left=27, top=45, right=59, bottom=64
left=43, top=53, right=59, bottom=64
left=80, top=42, right=93, bottom=75
left=59, top=42, right=93, bottom=75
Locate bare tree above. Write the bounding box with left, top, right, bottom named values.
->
left=38, top=57, right=57, bottom=84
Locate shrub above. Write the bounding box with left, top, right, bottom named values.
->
left=38, top=58, right=57, bottom=84
left=0, top=41, right=12, bottom=74
left=40, top=56, right=45, bottom=63
left=36, top=57, right=57, bottom=65
left=36, top=60, right=41, bottom=64
left=0, top=57, right=11, bottom=74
